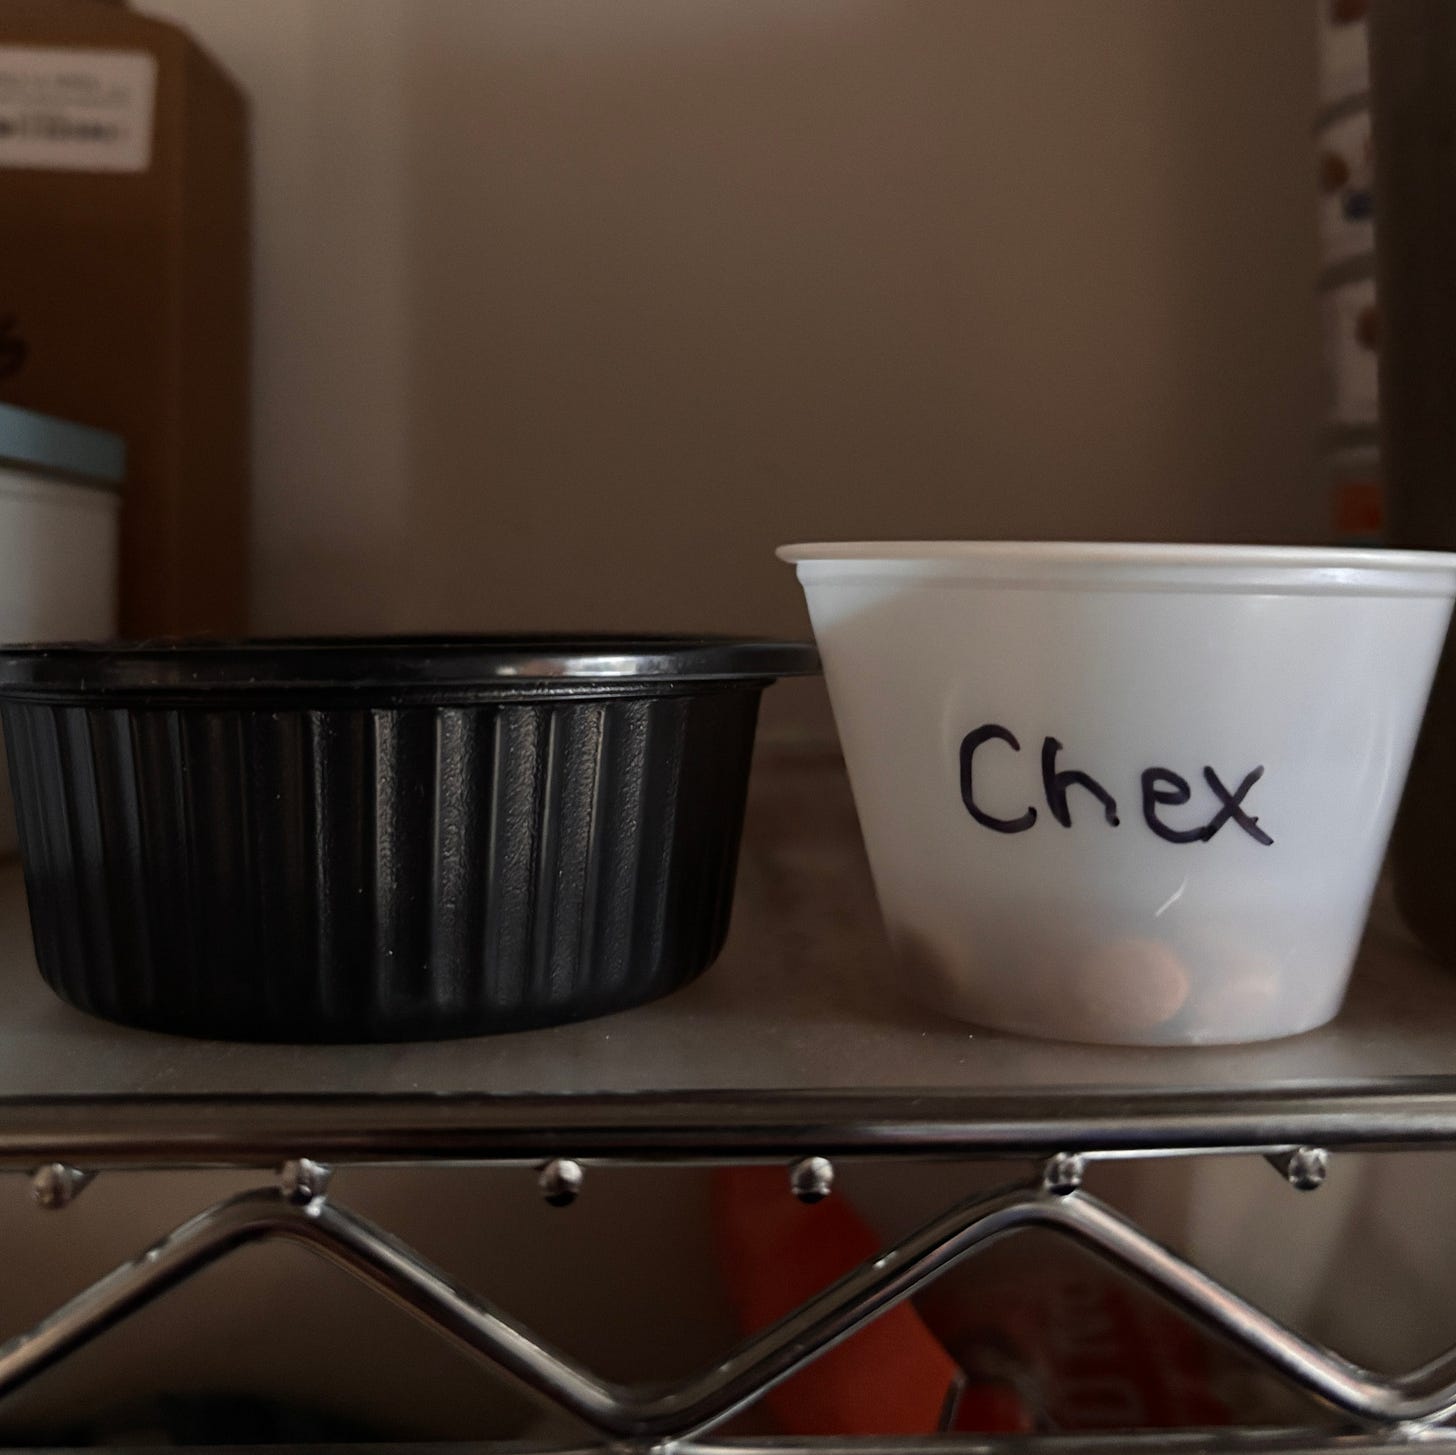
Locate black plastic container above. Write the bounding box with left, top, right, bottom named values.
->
left=0, top=636, right=818, bottom=1042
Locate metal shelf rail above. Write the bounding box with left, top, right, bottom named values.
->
left=1, top=1129, right=1455, bottom=1455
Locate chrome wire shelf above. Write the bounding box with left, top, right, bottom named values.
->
left=2, top=1145, right=1454, bottom=1455
left=0, top=757, right=1454, bottom=1454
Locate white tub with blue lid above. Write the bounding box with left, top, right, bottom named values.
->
left=0, top=402, right=123, bottom=853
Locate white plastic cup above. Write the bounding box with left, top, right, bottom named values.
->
left=779, top=542, right=1456, bottom=1046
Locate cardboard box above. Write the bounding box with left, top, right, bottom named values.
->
left=0, top=0, right=248, bottom=635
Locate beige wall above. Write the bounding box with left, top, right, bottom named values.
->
left=144, top=0, right=1321, bottom=671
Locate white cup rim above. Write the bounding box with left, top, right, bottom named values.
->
left=777, top=540, right=1456, bottom=569
left=777, top=541, right=1456, bottom=597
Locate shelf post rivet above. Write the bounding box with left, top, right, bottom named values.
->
left=1267, top=1146, right=1328, bottom=1192
left=1041, top=1152, right=1086, bottom=1196
left=789, top=1156, right=835, bottom=1204
left=539, top=1158, right=584, bottom=1207
left=30, top=1163, right=93, bottom=1210
left=279, top=1158, right=333, bottom=1206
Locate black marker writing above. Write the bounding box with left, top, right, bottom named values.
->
left=960, top=721, right=1273, bottom=847
left=1042, top=736, right=1120, bottom=828
left=959, top=724, right=1037, bottom=834
left=1202, top=765, right=1274, bottom=845
left=1141, top=767, right=1205, bottom=844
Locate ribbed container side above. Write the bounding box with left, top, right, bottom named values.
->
left=0, top=687, right=763, bottom=1042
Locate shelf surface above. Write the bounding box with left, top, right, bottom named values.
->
left=0, top=754, right=1453, bottom=1162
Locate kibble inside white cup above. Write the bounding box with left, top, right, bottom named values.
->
left=778, top=541, right=1456, bottom=1046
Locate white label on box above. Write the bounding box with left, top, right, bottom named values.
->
left=0, top=47, right=156, bottom=173
left=1317, top=108, right=1375, bottom=270
left=1321, top=275, right=1380, bottom=427
left=1317, top=1, right=1370, bottom=108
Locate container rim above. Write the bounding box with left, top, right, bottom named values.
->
left=0, top=402, right=126, bottom=490
left=777, top=541, right=1456, bottom=596
left=0, top=635, right=821, bottom=694
left=778, top=541, right=1456, bottom=570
